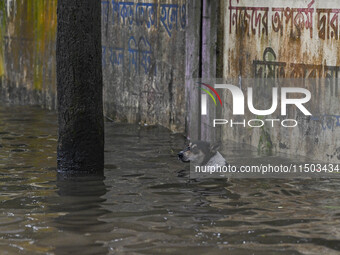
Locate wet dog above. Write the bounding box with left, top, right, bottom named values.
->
left=178, top=141, right=228, bottom=167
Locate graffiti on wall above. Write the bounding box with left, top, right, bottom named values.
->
left=254, top=47, right=340, bottom=85
left=311, top=115, right=340, bottom=131
left=102, top=36, right=156, bottom=76
left=229, top=0, right=340, bottom=41
left=101, top=0, right=186, bottom=38
left=101, top=0, right=186, bottom=77
left=253, top=47, right=340, bottom=131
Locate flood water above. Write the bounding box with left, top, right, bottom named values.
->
left=0, top=104, right=339, bottom=255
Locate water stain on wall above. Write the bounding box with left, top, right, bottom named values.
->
left=1, top=0, right=57, bottom=107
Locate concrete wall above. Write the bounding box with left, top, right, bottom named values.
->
left=222, top=0, right=340, bottom=162
left=0, top=0, right=190, bottom=132
left=101, top=0, right=187, bottom=132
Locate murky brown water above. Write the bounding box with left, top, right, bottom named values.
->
left=0, top=104, right=339, bottom=255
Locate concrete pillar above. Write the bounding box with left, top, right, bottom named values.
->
left=56, top=1, right=104, bottom=173
left=185, top=0, right=202, bottom=141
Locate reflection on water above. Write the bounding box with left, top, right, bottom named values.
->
left=0, top=104, right=339, bottom=255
